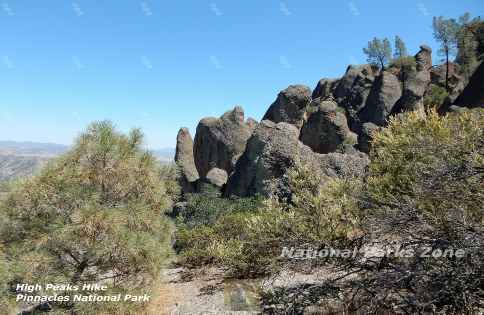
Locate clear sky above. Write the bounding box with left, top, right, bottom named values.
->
left=0, top=0, right=482, bottom=148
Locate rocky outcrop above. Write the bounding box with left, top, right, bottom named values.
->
left=312, top=78, right=339, bottom=100
left=453, top=61, right=484, bottom=109
left=300, top=100, right=357, bottom=154
left=262, top=85, right=311, bottom=128
left=205, top=168, right=228, bottom=188
left=225, top=120, right=368, bottom=197
left=415, top=45, right=432, bottom=71
left=333, top=64, right=378, bottom=130
left=175, top=128, right=199, bottom=194
left=193, top=107, right=257, bottom=179
left=358, top=71, right=402, bottom=126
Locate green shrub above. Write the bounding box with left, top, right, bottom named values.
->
left=0, top=121, right=175, bottom=314
left=424, top=84, right=449, bottom=110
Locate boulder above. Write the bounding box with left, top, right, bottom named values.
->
left=193, top=106, right=257, bottom=179
left=175, top=128, right=199, bottom=194
left=357, top=122, right=381, bottom=154
left=453, top=61, right=484, bottom=109
left=333, top=64, right=378, bottom=129
left=358, top=71, right=402, bottom=126
left=205, top=168, right=228, bottom=188
left=225, top=120, right=368, bottom=197
left=415, top=45, right=432, bottom=71
left=312, top=78, right=339, bottom=100
left=262, top=85, right=312, bottom=128
left=300, top=100, right=357, bottom=154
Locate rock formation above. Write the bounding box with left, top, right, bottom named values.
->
left=262, top=85, right=312, bottom=128
left=175, top=128, right=199, bottom=194
left=312, top=78, right=339, bottom=100
left=300, top=100, right=357, bottom=154
left=415, top=45, right=432, bottom=71
left=193, top=106, right=256, bottom=179
left=357, top=122, right=381, bottom=154
left=225, top=120, right=368, bottom=197
left=453, top=61, right=484, bottom=109
left=358, top=71, right=402, bottom=126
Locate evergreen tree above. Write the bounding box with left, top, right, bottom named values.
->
left=394, top=35, right=408, bottom=59
left=0, top=121, right=174, bottom=313
left=456, top=13, right=480, bottom=81
left=363, top=37, right=392, bottom=69
left=432, top=16, right=459, bottom=91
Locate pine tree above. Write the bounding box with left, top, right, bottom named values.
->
left=432, top=16, right=459, bottom=91
left=394, top=35, right=408, bottom=59
left=363, top=37, right=393, bottom=69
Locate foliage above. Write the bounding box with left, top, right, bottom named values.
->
left=393, top=35, right=408, bottom=59
left=424, top=84, right=449, bottom=110
left=176, top=165, right=363, bottom=278
left=368, top=109, right=483, bottom=223
left=391, top=56, right=416, bottom=89
left=456, top=14, right=481, bottom=80
left=0, top=121, right=175, bottom=314
left=363, top=37, right=392, bottom=69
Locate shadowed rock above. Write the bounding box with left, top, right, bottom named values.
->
left=453, top=61, right=484, bottom=109
left=193, top=106, right=257, bottom=179
left=312, top=78, right=339, bottom=100
left=358, top=71, right=402, bottom=126
left=300, top=100, right=357, bottom=154
left=263, top=85, right=312, bottom=128
left=357, top=122, right=381, bottom=153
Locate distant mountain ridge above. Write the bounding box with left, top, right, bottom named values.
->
left=0, top=141, right=175, bottom=182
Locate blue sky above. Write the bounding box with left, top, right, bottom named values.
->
left=0, top=0, right=482, bottom=148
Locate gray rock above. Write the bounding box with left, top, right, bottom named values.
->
left=392, top=70, right=430, bottom=114
left=358, top=71, right=402, bottom=126
left=357, top=122, right=381, bottom=154
left=415, top=45, right=432, bottom=71
left=262, top=85, right=312, bottom=128
left=453, top=61, right=484, bottom=109
left=175, top=128, right=199, bottom=194
left=193, top=106, right=256, bottom=179
left=205, top=168, right=228, bottom=187
left=312, top=78, right=339, bottom=100
left=300, top=100, right=357, bottom=154
left=333, top=64, right=378, bottom=129
left=225, top=120, right=368, bottom=197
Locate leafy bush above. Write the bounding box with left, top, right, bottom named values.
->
left=176, top=164, right=363, bottom=278
left=0, top=121, right=175, bottom=314
left=424, top=84, right=449, bottom=110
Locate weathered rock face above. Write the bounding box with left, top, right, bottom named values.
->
left=193, top=106, right=257, bottom=179
left=205, top=168, right=228, bottom=188
left=333, top=64, right=378, bottom=129
left=415, top=45, right=432, bottom=71
left=225, top=120, right=368, bottom=197
left=312, top=78, right=339, bottom=100
left=392, top=70, right=430, bottom=114
left=300, top=100, right=357, bottom=154
left=453, top=61, right=484, bottom=109
left=358, top=71, right=402, bottom=126
left=357, top=122, right=380, bottom=154
left=430, top=62, right=465, bottom=99
left=262, top=85, right=311, bottom=128
left=175, top=128, right=199, bottom=194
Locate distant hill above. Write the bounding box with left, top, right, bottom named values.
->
left=0, top=141, right=175, bottom=182
left=152, top=148, right=175, bottom=164
left=0, top=141, right=69, bottom=157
